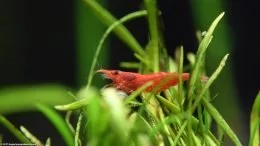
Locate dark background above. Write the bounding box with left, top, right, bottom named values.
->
left=0, top=0, right=259, bottom=145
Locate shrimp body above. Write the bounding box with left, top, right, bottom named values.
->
left=97, top=69, right=190, bottom=93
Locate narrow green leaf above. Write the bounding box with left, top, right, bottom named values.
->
left=75, top=113, right=83, bottom=146
left=249, top=91, right=260, bottom=146
left=55, top=87, right=99, bottom=111
left=202, top=98, right=242, bottom=146
left=65, top=111, right=75, bottom=134
left=188, top=12, right=224, bottom=99
left=177, top=46, right=184, bottom=107
left=83, top=0, right=146, bottom=56
left=20, top=126, right=44, bottom=146
left=197, top=12, right=225, bottom=55
left=191, top=54, right=229, bottom=112
left=156, top=95, right=180, bottom=113
left=0, top=135, right=2, bottom=144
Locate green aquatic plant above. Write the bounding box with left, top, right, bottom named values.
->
left=1, top=1, right=258, bottom=146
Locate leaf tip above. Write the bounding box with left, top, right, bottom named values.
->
left=54, top=105, right=66, bottom=111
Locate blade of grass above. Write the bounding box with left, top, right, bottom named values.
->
left=156, top=95, right=180, bottom=113
left=191, top=54, right=229, bottom=112
left=188, top=12, right=224, bottom=99
left=188, top=54, right=229, bottom=145
left=0, top=115, right=31, bottom=143
left=20, top=126, right=44, bottom=146
left=249, top=91, right=260, bottom=146
left=85, top=10, right=148, bottom=90
left=202, top=98, right=242, bottom=146
left=177, top=46, right=184, bottom=107
left=35, top=103, right=74, bottom=146
left=83, top=0, right=146, bottom=57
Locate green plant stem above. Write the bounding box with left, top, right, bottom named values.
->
left=75, top=113, right=83, bottom=146
left=83, top=0, right=146, bottom=57
left=144, top=0, right=160, bottom=72
left=85, top=10, right=148, bottom=90
left=65, top=111, right=75, bottom=134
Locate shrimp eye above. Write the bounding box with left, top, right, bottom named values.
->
left=112, top=70, right=119, bottom=75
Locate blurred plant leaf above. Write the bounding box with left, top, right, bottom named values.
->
left=35, top=103, right=74, bottom=146
left=249, top=91, right=260, bottom=146
left=0, top=85, right=73, bottom=114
